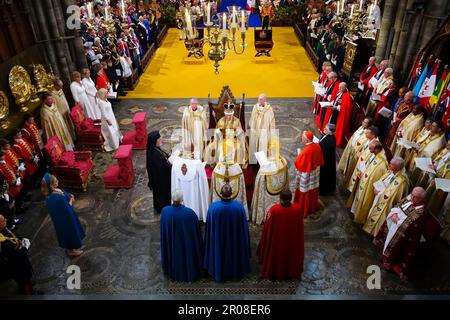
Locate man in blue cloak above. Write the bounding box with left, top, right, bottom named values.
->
left=160, top=190, right=204, bottom=282
left=203, top=184, right=251, bottom=282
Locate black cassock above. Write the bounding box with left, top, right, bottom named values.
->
left=319, top=134, right=336, bottom=195
left=146, top=132, right=172, bottom=213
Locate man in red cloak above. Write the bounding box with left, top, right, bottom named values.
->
left=312, top=61, right=332, bottom=114
left=257, top=188, right=304, bottom=280
left=315, top=72, right=340, bottom=132
left=328, top=82, right=353, bottom=148
left=294, top=131, right=324, bottom=217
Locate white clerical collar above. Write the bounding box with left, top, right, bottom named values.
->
left=306, top=142, right=313, bottom=145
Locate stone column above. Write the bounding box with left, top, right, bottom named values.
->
left=392, top=0, right=416, bottom=73
left=418, top=0, right=448, bottom=51
left=62, top=0, right=88, bottom=70
left=388, top=0, right=407, bottom=64
left=43, top=0, right=71, bottom=83
left=31, top=0, right=60, bottom=76
left=23, top=0, right=41, bottom=43
left=375, top=0, right=398, bottom=61
left=400, top=6, right=424, bottom=79
left=51, top=0, right=76, bottom=72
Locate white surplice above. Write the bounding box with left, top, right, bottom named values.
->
left=97, top=98, right=122, bottom=152
left=81, top=77, right=100, bottom=119
left=70, top=81, right=101, bottom=120
left=171, top=156, right=209, bottom=222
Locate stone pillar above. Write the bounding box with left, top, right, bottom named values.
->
left=23, top=0, right=41, bottom=43
left=392, top=0, right=417, bottom=73
left=388, top=0, right=407, bottom=64
left=375, top=0, right=398, bottom=61
left=43, top=0, right=71, bottom=83
left=400, top=6, right=424, bottom=79
left=418, top=0, right=448, bottom=51
left=31, top=0, right=61, bottom=76
left=62, top=0, right=88, bottom=70
left=51, top=0, right=76, bottom=72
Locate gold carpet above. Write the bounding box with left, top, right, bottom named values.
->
left=125, top=27, right=317, bottom=99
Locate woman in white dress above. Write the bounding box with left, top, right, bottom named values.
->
left=97, top=88, right=122, bottom=152
left=70, top=71, right=101, bottom=120
left=81, top=68, right=100, bottom=118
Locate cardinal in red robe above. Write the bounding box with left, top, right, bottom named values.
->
left=257, top=188, right=304, bottom=280
left=294, top=131, right=324, bottom=217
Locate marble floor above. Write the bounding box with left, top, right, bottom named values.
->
left=1, top=97, right=450, bottom=298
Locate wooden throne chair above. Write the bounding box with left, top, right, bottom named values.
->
left=208, top=85, right=246, bottom=130
left=254, top=29, right=274, bottom=57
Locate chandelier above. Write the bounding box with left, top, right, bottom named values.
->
left=183, top=5, right=251, bottom=74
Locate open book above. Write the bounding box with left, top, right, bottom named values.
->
left=435, top=178, right=450, bottom=192
left=319, top=101, right=333, bottom=108
left=378, top=107, right=393, bottom=118
left=398, top=138, right=420, bottom=150
left=369, top=77, right=378, bottom=89
left=415, top=157, right=435, bottom=174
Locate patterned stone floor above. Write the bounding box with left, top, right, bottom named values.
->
left=1, top=97, right=450, bottom=298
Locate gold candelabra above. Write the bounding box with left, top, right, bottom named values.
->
left=183, top=5, right=251, bottom=74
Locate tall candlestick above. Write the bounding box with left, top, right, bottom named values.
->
left=341, top=0, right=345, bottom=13
left=186, top=12, right=193, bottom=39
left=87, top=2, right=93, bottom=19
left=359, top=0, right=363, bottom=11
left=206, top=3, right=211, bottom=25
left=350, top=4, right=354, bottom=18
left=222, top=13, right=226, bottom=32
left=232, top=7, right=237, bottom=26
left=241, top=10, right=245, bottom=30
left=337, top=2, right=340, bottom=15
left=369, top=3, right=373, bottom=16
left=122, top=0, right=126, bottom=18
left=105, top=0, right=109, bottom=20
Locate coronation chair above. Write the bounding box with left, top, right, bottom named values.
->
left=70, top=103, right=104, bottom=150
left=44, top=136, right=94, bottom=191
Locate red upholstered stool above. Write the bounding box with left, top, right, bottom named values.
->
left=103, top=144, right=134, bottom=188
left=122, top=112, right=147, bottom=150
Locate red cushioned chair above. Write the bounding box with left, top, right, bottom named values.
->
left=70, top=103, right=104, bottom=149
left=122, top=112, right=147, bottom=150
left=44, top=136, right=94, bottom=191
left=103, top=144, right=134, bottom=188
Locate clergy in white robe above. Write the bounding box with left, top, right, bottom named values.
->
left=171, top=154, right=209, bottom=222
left=210, top=162, right=248, bottom=218
left=251, top=153, right=288, bottom=225
left=249, top=94, right=276, bottom=165
left=97, top=89, right=122, bottom=152
left=51, top=79, right=76, bottom=140
left=40, top=93, right=74, bottom=149
left=181, top=98, right=208, bottom=160
left=81, top=68, right=100, bottom=119
left=70, top=71, right=101, bottom=120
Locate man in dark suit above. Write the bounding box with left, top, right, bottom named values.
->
left=319, top=124, right=337, bottom=195
left=0, top=214, right=34, bottom=294
left=137, top=16, right=149, bottom=54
